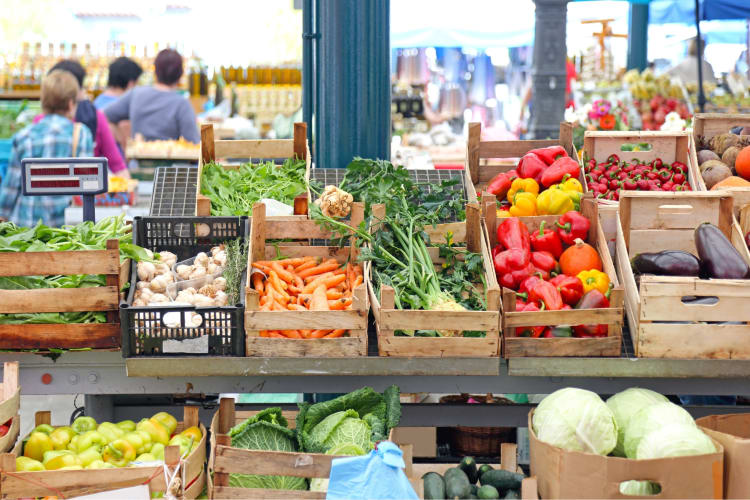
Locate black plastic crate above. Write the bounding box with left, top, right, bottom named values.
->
left=120, top=216, right=248, bottom=357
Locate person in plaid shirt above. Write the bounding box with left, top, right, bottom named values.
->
left=0, top=70, right=93, bottom=228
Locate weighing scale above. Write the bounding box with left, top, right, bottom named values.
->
left=20, top=157, right=108, bottom=222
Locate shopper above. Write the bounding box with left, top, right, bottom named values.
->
left=666, top=37, right=717, bottom=84
left=38, top=60, right=129, bottom=178
left=104, top=49, right=200, bottom=143
left=0, top=70, right=93, bottom=227
left=93, top=56, right=143, bottom=109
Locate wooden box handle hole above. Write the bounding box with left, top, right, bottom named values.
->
left=619, top=142, right=653, bottom=152
left=657, top=204, right=694, bottom=215
left=681, top=296, right=719, bottom=307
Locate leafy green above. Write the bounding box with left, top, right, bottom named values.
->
left=201, top=158, right=306, bottom=216
left=0, top=215, right=149, bottom=325
left=228, top=407, right=307, bottom=491
left=296, top=386, right=401, bottom=453
left=223, top=238, right=248, bottom=305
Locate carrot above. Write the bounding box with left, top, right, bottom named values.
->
left=333, top=267, right=346, bottom=276
left=326, top=289, right=343, bottom=300
left=288, top=303, right=306, bottom=311
left=271, top=301, right=287, bottom=311
left=280, top=330, right=302, bottom=339
left=323, top=329, right=346, bottom=338
left=268, top=271, right=290, bottom=299
left=309, top=329, right=332, bottom=338
left=252, top=273, right=264, bottom=292
left=294, top=259, right=318, bottom=272
left=259, top=330, right=269, bottom=337
left=304, top=271, right=334, bottom=284
left=310, top=285, right=329, bottom=311
left=297, top=260, right=340, bottom=279
left=303, top=274, right=347, bottom=294
left=268, top=331, right=286, bottom=338
left=352, top=275, right=363, bottom=289
left=271, top=261, right=297, bottom=284
left=299, top=329, right=314, bottom=339
left=328, top=299, right=347, bottom=310
left=274, top=258, right=307, bottom=267
left=346, top=262, right=355, bottom=291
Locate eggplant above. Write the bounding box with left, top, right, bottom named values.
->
left=632, top=251, right=701, bottom=277
left=694, top=223, right=750, bottom=279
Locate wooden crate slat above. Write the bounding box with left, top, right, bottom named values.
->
left=214, top=447, right=339, bottom=477
left=245, top=310, right=367, bottom=330
left=377, top=336, right=500, bottom=357
left=215, top=139, right=296, bottom=159
left=504, top=336, right=622, bottom=357
left=0, top=287, right=118, bottom=314
left=264, top=220, right=343, bottom=240
left=478, top=139, right=558, bottom=159
left=244, top=337, right=366, bottom=357
left=503, top=307, right=623, bottom=328
left=637, top=323, right=750, bottom=359
left=0, top=323, right=119, bottom=349
left=378, top=309, right=498, bottom=331
left=0, top=249, right=118, bottom=277
left=263, top=245, right=352, bottom=260
left=212, top=486, right=324, bottom=499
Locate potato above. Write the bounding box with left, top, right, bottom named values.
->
left=710, top=133, right=740, bottom=156
left=697, top=149, right=720, bottom=165
left=700, top=159, right=728, bottom=174
left=722, top=146, right=741, bottom=171
left=702, top=162, right=732, bottom=189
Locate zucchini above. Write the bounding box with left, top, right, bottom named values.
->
left=503, top=489, right=521, bottom=499
left=480, top=469, right=524, bottom=492
left=445, top=468, right=472, bottom=499
left=422, top=472, right=446, bottom=500
left=478, top=464, right=494, bottom=477
left=478, top=485, right=501, bottom=499
left=470, top=484, right=479, bottom=495
left=460, top=456, right=479, bottom=484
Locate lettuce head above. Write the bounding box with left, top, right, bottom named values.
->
left=606, top=388, right=669, bottom=457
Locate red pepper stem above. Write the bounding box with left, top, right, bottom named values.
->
left=515, top=292, right=528, bottom=301
left=555, top=221, right=571, bottom=232
left=538, top=221, right=546, bottom=236
left=605, top=282, right=614, bottom=299
left=560, top=173, right=571, bottom=183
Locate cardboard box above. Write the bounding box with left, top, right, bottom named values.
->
left=528, top=411, right=723, bottom=499
left=697, top=414, right=750, bottom=499
left=391, top=427, right=437, bottom=457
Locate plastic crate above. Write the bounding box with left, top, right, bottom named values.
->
left=120, top=216, right=247, bottom=357
left=0, top=139, right=11, bottom=180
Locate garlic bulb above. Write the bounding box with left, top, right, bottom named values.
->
left=210, top=245, right=223, bottom=256
left=189, top=266, right=207, bottom=280
left=213, top=277, right=227, bottom=291
left=176, top=265, right=192, bottom=281
left=213, top=252, right=227, bottom=266
left=137, top=261, right=155, bottom=282
left=192, top=294, right=215, bottom=307
left=149, top=293, right=169, bottom=304
left=195, top=252, right=209, bottom=267
left=149, top=275, right=169, bottom=293
left=159, top=251, right=177, bottom=268
left=207, top=262, right=219, bottom=275
left=140, top=288, right=154, bottom=300
left=133, top=297, right=146, bottom=307
left=215, top=291, right=229, bottom=306
left=154, top=262, right=171, bottom=276
left=136, top=281, right=148, bottom=290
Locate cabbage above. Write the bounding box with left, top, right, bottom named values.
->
left=309, top=444, right=367, bottom=492
left=636, top=424, right=716, bottom=459
left=532, top=388, right=618, bottom=455
left=619, top=480, right=661, bottom=496
left=623, top=402, right=695, bottom=458
left=308, top=410, right=373, bottom=453
left=606, top=388, right=669, bottom=457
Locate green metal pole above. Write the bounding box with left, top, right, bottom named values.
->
left=627, top=3, right=649, bottom=71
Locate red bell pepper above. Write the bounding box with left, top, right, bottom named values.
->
left=518, top=273, right=545, bottom=297
left=529, top=280, right=564, bottom=310
left=485, top=171, right=514, bottom=199
left=573, top=288, right=611, bottom=337
left=496, top=218, right=531, bottom=252
left=494, top=249, right=532, bottom=290
left=540, top=157, right=581, bottom=187
left=516, top=153, right=547, bottom=182
left=549, top=274, right=584, bottom=306
left=530, top=251, right=558, bottom=276
left=529, top=145, right=567, bottom=165
left=530, top=221, right=563, bottom=258
left=543, top=325, right=573, bottom=338
left=555, top=211, right=591, bottom=245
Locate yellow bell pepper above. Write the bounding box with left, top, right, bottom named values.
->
left=509, top=192, right=537, bottom=216
left=496, top=209, right=512, bottom=218
left=507, top=178, right=539, bottom=203
left=180, top=426, right=202, bottom=443
left=577, top=269, right=611, bottom=294
left=23, top=432, right=54, bottom=462
left=551, top=175, right=583, bottom=193
left=102, top=439, right=137, bottom=468
left=150, top=412, right=178, bottom=436
left=15, top=456, right=44, bottom=471
left=43, top=450, right=82, bottom=470
left=536, top=189, right=575, bottom=215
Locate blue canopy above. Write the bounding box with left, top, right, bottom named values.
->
left=703, top=0, right=750, bottom=20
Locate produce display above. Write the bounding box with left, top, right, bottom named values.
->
left=0, top=215, right=149, bottom=325
left=533, top=387, right=716, bottom=495
left=632, top=222, right=750, bottom=279
left=491, top=215, right=612, bottom=338
left=125, top=136, right=200, bottom=159
left=623, top=69, right=691, bottom=130
left=251, top=258, right=364, bottom=339
left=200, top=158, right=306, bottom=216
left=18, top=412, right=202, bottom=471
left=694, top=129, right=750, bottom=188
left=483, top=145, right=583, bottom=217
left=226, top=385, right=400, bottom=492
left=422, top=459, right=526, bottom=500
left=583, top=153, right=692, bottom=201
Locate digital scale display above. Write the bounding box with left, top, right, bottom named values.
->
left=21, top=158, right=108, bottom=195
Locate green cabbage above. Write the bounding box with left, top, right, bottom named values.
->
left=309, top=444, right=367, bottom=492
left=228, top=407, right=307, bottom=491
left=532, top=388, right=618, bottom=455
left=636, top=423, right=716, bottom=459
left=606, top=388, right=669, bottom=457
left=623, top=402, right=695, bottom=458
left=309, top=410, right=373, bottom=453
left=619, top=480, right=661, bottom=496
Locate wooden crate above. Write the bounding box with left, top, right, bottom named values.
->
left=483, top=197, right=624, bottom=358
left=208, top=398, right=412, bottom=499
left=0, top=240, right=128, bottom=350
left=0, top=363, right=19, bottom=454
left=197, top=122, right=311, bottom=217
left=616, top=191, right=750, bottom=359
left=370, top=203, right=502, bottom=357
left=411, top=443, right=537, bottom=500
left=582, top=130, right=703, bottom=206
left=0, top=406, right=207, bottom=499
left=465, top=121, right=575, bottom=203
left=244, top=202, right=369, bottom=357
left=692, top=112, right=750, bottom=208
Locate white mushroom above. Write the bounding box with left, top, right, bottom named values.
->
left=158, top=251, right=177, bottom=268
left=136, top=281, right=149, bottom=290
left=154, top=262, right=172, bottom=276
left=140, top=288, right=154, bottom=300
left=189, top=266, right=207, bottom=280
left=132, top=297, right=146, bottom=307
left=210, top=245, right=223, bottom=256
left=215, top=291, right=229, bottom=306
left=192, top=294, right=215, bottom=307
left=137, top=261, right=156, bottom=282
left=149, top=275, right=169, bottom=293
left=213, top=277, right=227, bottom=291
left=207, top=262, right=219, bottom=275
left=195, top=252, right=209, bottom=267
left=176, top=265, right=192, bottom=281
left=213, top=252, right=227, bottom=266
left=148, top=293, right=169, bottom=304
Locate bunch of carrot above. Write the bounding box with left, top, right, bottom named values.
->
left=252, top=256, right=364, bottom=339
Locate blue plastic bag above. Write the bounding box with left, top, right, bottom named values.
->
left=326, top=441, right=418, bottom=500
